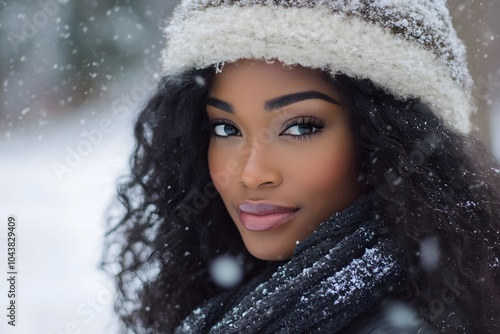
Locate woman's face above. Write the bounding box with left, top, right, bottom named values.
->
left=207, top=59, right=362, bottom=261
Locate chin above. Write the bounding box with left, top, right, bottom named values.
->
left=246, top=245, right=293, bottom=262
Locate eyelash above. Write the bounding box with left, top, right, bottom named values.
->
left=207, top=117, right=326, bottom=141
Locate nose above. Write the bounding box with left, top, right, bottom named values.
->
left=239, top=143, right=282, bottom=189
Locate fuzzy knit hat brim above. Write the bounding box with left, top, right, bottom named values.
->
left=161, top=0, right=474, bottom=134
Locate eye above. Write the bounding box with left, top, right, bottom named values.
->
left=281, top=117, right=325, bottom=140
left=284, top=124, right=317, bottom=136
left=209, top=118, right=241, bottom=138
left=214, top=124, right=239, bottom=137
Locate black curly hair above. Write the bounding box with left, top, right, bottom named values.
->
left=101, top=66, right=500, bottom=333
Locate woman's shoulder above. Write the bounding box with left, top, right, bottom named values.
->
left=340, top=298, right=440, bottom=334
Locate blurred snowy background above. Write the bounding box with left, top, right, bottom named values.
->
left=0, top=1, right=499, bottom=333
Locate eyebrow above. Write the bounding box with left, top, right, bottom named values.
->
left=206, top=90, right=340, bottom=114
left=206, top=97, right=233, bottom=113
left=266, top=91, right=340, bottom=112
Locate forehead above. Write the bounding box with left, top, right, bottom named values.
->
left=209, top=59, right=335, bottom=95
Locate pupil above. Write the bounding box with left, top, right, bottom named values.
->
left=225, top=125, right=237, bottom=135
left=298, top=124, right=312, bottom=135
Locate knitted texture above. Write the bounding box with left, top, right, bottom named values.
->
left=161, top=0, right=474, bottom=133
left=174, top=194, right=403, bottom=333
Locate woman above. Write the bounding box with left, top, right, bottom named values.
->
left=101, top=1, right=500, bottom=333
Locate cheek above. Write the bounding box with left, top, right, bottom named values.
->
left=207, top=143, right=225, bottom=191
left=207, top=142, right=241, bottom=195
left=289, top=134, right=357, bottom=194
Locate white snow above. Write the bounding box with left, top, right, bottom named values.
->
left=419, top=236, right=441, bottom=272
left=209, top=254, right=244, bottom=289
left=320, top=246, right=395, bottom=304
left=0, top=91, right=137, bottom=333
left=385, top=300, right=420, bottom=328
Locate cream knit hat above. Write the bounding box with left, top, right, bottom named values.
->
left=161, top=0, right=474, bottom=133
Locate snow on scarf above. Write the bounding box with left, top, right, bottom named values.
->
left=175, top=193, right=403, bottom=334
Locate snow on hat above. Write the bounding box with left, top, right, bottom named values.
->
left=160, top=0, right=474, bottom=133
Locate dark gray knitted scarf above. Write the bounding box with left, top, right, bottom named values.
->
left=175, top=193, right=403, bottom=334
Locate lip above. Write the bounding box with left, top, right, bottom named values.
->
left=237, top=201, right=299, bottom=231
